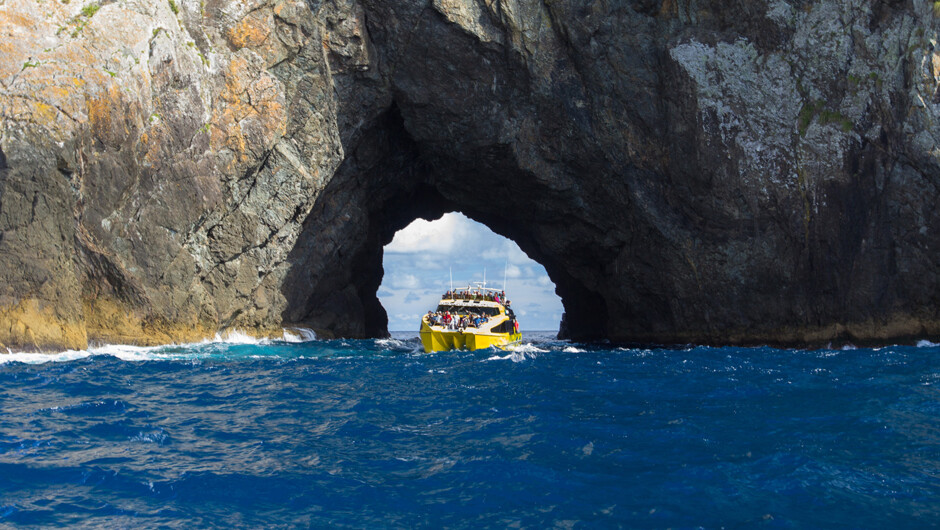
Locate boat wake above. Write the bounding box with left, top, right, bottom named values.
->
left=486, top=342, right=549, bottom=362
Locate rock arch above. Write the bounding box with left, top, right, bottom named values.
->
left=280, top=104, right=609, bottom=339
left=279, top=0, right=940, bottom=345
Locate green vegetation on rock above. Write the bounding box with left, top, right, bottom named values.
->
left=81, top=3, right=99, bottom=18
left=798, top=100, right=853, bottom=136
left=60, top=2, right=100, bottom=37
left=797, top=101, right=823, bottom=136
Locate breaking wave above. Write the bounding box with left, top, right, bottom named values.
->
left=0, top=327, right=317, bottom=364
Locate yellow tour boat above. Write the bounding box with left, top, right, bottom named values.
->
left=419, top=284, right=521, bottom=353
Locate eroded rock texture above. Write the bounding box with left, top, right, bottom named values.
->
left=1, top=0, right=939, bottom=349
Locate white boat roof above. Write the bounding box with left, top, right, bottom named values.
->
left=440, top=298, right=502, bottom=306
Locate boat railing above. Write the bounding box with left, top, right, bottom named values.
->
left=441, top=289, right=507, bottom=303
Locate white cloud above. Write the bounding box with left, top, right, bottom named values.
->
left=505, top=264, right=523, bottom=278
left=385, top=213, right=475, bottom=254
left=404, top=291, right=421, bottom=303
left=389, top=273, right=421, bottom=290
left=481, top=240, right=531, bottom=264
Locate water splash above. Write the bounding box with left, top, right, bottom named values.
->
left=282, top=328, right=317, bottom=343
left=486, top=342, right=548, bottom=362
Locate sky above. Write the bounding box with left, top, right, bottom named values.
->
left=378, top=212, right=564, bottom=331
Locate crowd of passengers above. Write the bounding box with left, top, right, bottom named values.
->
left=442, top=290, right=507, bottom=304
left=426, top=311, right=491, bottom=330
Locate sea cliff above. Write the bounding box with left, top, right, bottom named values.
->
left=2, top=0, right=940, bottom=350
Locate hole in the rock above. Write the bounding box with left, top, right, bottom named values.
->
left=379, top=212, right=563, bottom=333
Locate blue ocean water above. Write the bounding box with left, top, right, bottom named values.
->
left=0, top=331, right=938, bottom=528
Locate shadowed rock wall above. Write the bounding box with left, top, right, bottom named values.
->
left=1, top=0, right=939, bottom=350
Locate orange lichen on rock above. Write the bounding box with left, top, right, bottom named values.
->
left=210, top=52, right=287, bottom=173
left=0, top=7, right=45, bottom=81
left=86, top=82, right=135, bottom=149
left=82, top=297, right=215, bottom=347
left=0, top=294, right=312, bottom=352
left=32, top=101, right=58, bottom=127
left=138, top=129, right=165, bottom=169
left=82, top=296, right=294, bottom=348
left=224, top=8, right=288, bottom=66
left=0, top=299, right=88, bottom=352
left=226, top=10, right=272, bottom=49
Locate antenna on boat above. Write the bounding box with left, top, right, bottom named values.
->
left=503, top=261, right=508, bottom=292
left=483, top=267, right=486, bottom=289
left=449, top=267, right=453, bottom=292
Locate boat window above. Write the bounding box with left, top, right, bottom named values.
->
left=436, top=304, right=500, bottom=316
left=492, top=320, right=514, bottom=333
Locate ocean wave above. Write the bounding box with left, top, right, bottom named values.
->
left=916, top=340, right=939, bottom=348
left=507, top=343, right=548, bottom=354
left=281, top=328, right=317, bottom=343
left=0, top=327, right=318, bottom=364
left=376, top=338, right=406, bottom=348
left=486, top=351, right=529, bottom=362
left=486, top=342, right=548, bottom=362
left=0, top=349, right=98, bottom=365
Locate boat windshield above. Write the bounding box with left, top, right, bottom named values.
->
left=436, top=304, right=501, bottom=316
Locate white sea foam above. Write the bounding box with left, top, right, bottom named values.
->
left=916, top=340, right=939, bottom=348
left=486, top=351, right=530, bottom=362
left=376, top=338, right=406, bottom=348
left=563, top=346, right=585, bottom=353
left=0, top=349, right=98, bottom=364
left=210, top=329, right=265, bottom=344
left=282, top=328, right=317, bottom=343
left=86, top=344, right=172, bottom=362
left=507, top=343, right=548, bottom=354
left=0, top=327, right=317, bottom=364
left=486, top=343, right=547, bottom=362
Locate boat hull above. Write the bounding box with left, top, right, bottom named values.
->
left=419, top=322, right=521, bottom=353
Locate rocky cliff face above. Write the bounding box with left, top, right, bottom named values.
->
left=1, top=0, right=939, bottom=350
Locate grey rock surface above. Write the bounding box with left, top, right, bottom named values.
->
left=1, top=0, right=939, bottom=349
